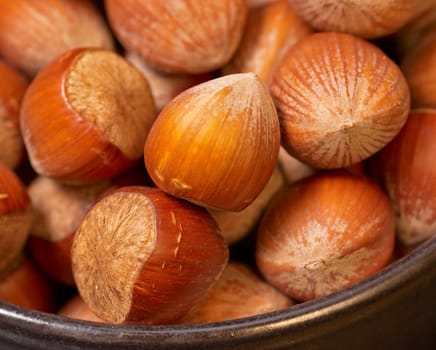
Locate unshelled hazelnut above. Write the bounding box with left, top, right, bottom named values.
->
left=20, top=48, right=155, bottom=185
left=395, top=6, right=436, bottom=56
left=105, top=0, right=247, bottom=74
left=72, top=186, right=228, bottom=324
left=0, top=257, right=56, bottom=313
left=181, top=261, right=293, bottom=324
left=270, top=32, right=410, bottom=169
left=126, top=51, right=212, bottom=113
left=289, top=0, right=434, bottom=39
left=27, top=177, right=111, bottom=286
left=144, top=73, right=280, bottom=211
left=256, top=171, right=396, bottom=301
left=0, top=60, right=28, bottom=169
left=223, top=0, right=311, bottom=84
left=402, top=31, right=436, bottom=108
left=0, top=162, right=32, bottom=275
left=58, top=295, right=105, bottom=323
left=377, top=109, right=436, bottom=246
left=0, top=0, right=114, bottom=76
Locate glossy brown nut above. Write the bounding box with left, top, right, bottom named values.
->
left=20, top=48, right=155, bottom=185
left=144, top=73, right=281, bottom=211
left=72, top=186, right=229, bottom=324
left=270, top=32, right=410, bottom=169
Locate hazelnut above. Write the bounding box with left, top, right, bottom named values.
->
left=105, top=0, right=247, bottom=74
left=270, top=32, right=410, bottom=169
left=126, top=51, right=211, bottom=113
left=20, top=48, right=155, bottom=185
left=256, top=171, right=396, bottom=301
left=402, top=31, right=436, bottom=108
left=223, top=0, right=311, bottom=85
left=72, top=186, right=228, bottom=324
left=395, top=6, right=436, bottom=56
left=289, top=0, right=434, bottom=39
left=0, top=0, right=114, bottom=76
left=0, top=162, right=32, bottom=275
left=0, top=257, right=56, bottom=313
left=27, top=177, right=111, bottom=286
left=0, top=60, right=28, bottom=169
left=144, top=73, right=280, bottom=211
left=377, top=109, right=436, bottom=245
left=58, top=295, right=105, bottom=323
left=181, top=261, right=293, bottom=324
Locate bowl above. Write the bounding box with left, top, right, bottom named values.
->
left=0, top=235, right=434, bottom=350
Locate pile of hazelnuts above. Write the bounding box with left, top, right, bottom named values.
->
left=0, top=0, right=435, bottom=326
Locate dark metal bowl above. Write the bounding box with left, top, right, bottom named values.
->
left=0, top=235, right=435, bottom=350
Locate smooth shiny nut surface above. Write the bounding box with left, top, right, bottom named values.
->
left=145, top=73, right=280, bottom=211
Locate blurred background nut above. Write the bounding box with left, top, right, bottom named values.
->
left=0, top=161, right=32, bottom=275
left=247, top=0, right=280, bottom=8
left=377, top=109, right=436, bottom=246
left=0, top=0, right=114, bottom=77
left=277, top=147, right=314, bottom=184
left=126, top=51, right=212, bottom=113
left=394, top=4, right=436, bottom=56
left=58, top=295, right=105, bottom=323
left=0, top=60, right=28, bottom=170
left=0, top=257, right=57, bottom=313
left=181, top=261, right=293, bottom=324
left=105, top=0, right=247, bottom=74
left=402, top=30, right=436, bottom=108
left=27, top=177, right=111, bottom=286
left=222, top=0, right=311, bottom=85
left=289, top=0, right=435, bottom=39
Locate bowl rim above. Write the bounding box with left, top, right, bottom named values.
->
left=0, top=235, right=435, bottom=349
